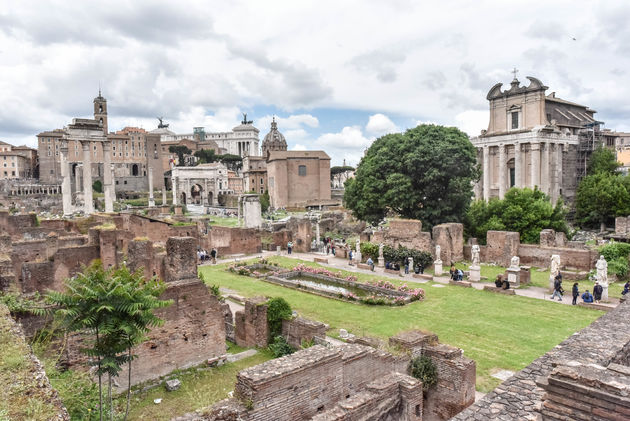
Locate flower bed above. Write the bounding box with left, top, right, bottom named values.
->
left=263, top=264, right=424, bottom=306
left=227, top=262, right=287, bottom=278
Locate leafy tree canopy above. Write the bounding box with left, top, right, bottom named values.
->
left=464, top=187, right=569, bottom=244
left=219, top=154, right=243, bottom=172
left=587, top=146, right=620, bottom=175
left=330, top=165, right=355, bottom=177
left=344, top=124, right=480, bottom=229
left=575, top=172, right=630, bottom=228
left=194, top=148, right=218, bottom=164
left=168, top=145, right=192, bottom=166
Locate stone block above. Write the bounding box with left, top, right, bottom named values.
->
left=469, top=265, right=481, bottom=282
left=164, top=237, right=197, bottom=282
left=486, top=230, right=520, bottom=267
left=314, top=257, right=329, bottom=264
left=449, top=280, right=472, bottom=288
left=432, top=222, right=464, bottom=264
left=412, top=273, right=432, bottom=281
left=165, top=379, right=181, bottom=391
left=616, top=216, right=628, bottom=235
left=519, top=266, right=531, bottom=284
left=483, top=285, right=516, bottom=295
left=540, top=229, right=556, bottom=247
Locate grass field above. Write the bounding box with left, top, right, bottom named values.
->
left=200, top=256, right=603, bottom=392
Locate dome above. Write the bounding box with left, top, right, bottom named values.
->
left=262, top=117, right=287, bottom=155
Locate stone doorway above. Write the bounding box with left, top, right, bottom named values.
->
left=191, top=184, right=203, bottom=205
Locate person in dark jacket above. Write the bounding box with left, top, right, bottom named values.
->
left=550, top=275, right=563, bottom=301
left=593, top=281, right=603, bottom=303
left=622, top=281, right=630, bottom=296
left=582, top=290, right=594, bottom=303
left=572, top=282, right=579, bottom=305
left=495, top=274, right=504, bottom=288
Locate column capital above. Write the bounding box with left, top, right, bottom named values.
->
left=530, top=142, right=540, bottom=150
left=102, top=140, right=111, bottom=151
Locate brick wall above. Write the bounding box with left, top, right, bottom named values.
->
left=164, top=237, right=197, bottom=282
left=373, top=219, right=433, bottom=255
left=281, top=317, right=327, bottom=349
left=518, top=244, right=598, bottom=271
left=485, top=230, right=520, bottom=267
left=235, top=298, right=269, bottom=348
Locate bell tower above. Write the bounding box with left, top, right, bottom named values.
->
left=93, top=89, right=108, bottom=134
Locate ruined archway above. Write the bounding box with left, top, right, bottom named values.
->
left=191, top=183, right=202, bottom=205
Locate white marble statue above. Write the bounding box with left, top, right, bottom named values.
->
left=355, top=238, right=361, bottom=253
left=435, top=245, right=442, bottom=263
left=596, top=255, right=608, bottom=287
left=378, top=243, right=384, bottom=259
left=471, top=245, right=480, bottom=266
left=549, top=254, right=561, bottom=290
left=510, top=255, right=520, bottom=269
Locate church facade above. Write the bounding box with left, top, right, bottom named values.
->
left=472, top=75, right=601, bottom=204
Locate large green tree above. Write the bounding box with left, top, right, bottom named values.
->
left=344, top=124, right=480, bottom=229
left=464, top=187, right=568, bottom=244
left=576, top=145, right=628, bottom=229
left=194, top=148, right=218, bottom=164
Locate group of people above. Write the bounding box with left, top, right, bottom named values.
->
left=450, top=265, right=464, bottom=281
left=323, top=237, right=336, bottom=256
left=197, top=248, right=217, bottom=264
left=551, top=273, right=627, bottom=305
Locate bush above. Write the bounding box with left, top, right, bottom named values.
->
left=599, top=242, right=630, bottom=279
left=266, top=297, right=292, bottom=338
left=92, top=180, right=103, bottom=193
left=410, top=355, right=437, bottom=391
left=360, top=242, right=379, bottom=260
left=269, top=335, right=294, bottom=358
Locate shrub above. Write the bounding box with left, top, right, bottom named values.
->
left=266, top=297, right=292, bottom=338
left=599, top=241, right=630, bottom=279
left=410, top=355, right=437, bottom=390
left=269, top=335, right=294, bottom=358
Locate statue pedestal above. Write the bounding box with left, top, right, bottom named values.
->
left=507, top=267, right=520, bottom=287
left=276, top=246, right=281, bottom=256
left=378, top=257, right=384, bottom=268
left=469, top=265, right=481, bottom=282
left=602, top=285, right=609, bottom=302
left=354, top=251, right=362, bottom=265
left=148, top=198, right=155, bottom=207
left=434, top=260, right=443, bottom=276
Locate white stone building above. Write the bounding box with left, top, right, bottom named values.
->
left=171, top=162, right=230, bottom=206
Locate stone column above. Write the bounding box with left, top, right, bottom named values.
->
left=148, top=167, right=155, bottom=207
left=60, top=141, right=73, bottom=216
left=102, top=141, right=114, bottom=213
left=498, top=144, right=506, bottom=199
left=530, top=142, right=540, bottom=189
left=483, top=145, right=490, bottom=201
left=203, top=179, right=209, bottom=206
left=81, top=140, right=94, bottom=214
left=186, top=179, right=190, bottom=205
left=553, top=143, right=563, bottom=202
left=514, top=142, right=521, bottom=188
left=542, top=142, right=550, bottom=195
left=172, top=176, right=178, bottom=206
left=109, top=164, right=116, bottom=205
left=74, top=164, right=82, bottom=194
left=162, top=188, right=167, bottom=206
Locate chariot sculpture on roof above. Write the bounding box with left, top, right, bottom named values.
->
left=157, top=117, right=169, bottom=129
left=241, top=113, right=253, bottom=125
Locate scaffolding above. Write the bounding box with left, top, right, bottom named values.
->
left=576, top=121, right=605, bottom=182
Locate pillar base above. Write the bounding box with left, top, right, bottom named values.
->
left=434, top=260, right=443, bottom=276
left=378, top=257, right=384, bottom=268
left=469, top=265, right=481, bottom=282
left=507, top=267, right=520, bottom=287
left=148, top=198, right=155, bottom=207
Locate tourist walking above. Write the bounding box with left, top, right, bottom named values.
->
left=593, top=281, right=603, bottom=303
left=550, top=275, right=564, bottom=301
left=210, top=248, right=217, bottom=264
left=348, top=249, right=353, bottom=266
left=404, top=257, right=410, bottom=274
left=287, top=241, right=293, bottom=255
left=572, top=282, right=579, bottom=306
left=331, top=244, right=336, bottom=256
left=622, top=280, right=630, bottom=296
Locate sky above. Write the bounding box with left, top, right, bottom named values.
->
left=2, top=0, right=630, bottom=166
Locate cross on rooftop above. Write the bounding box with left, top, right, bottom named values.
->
left=511, top=67, right=519, bottom=79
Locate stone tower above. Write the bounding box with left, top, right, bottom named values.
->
left=262, top=117, right=287, bottom=156
left=93, top=89, right=108, bottom=134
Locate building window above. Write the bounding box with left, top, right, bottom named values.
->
left=260, top=177, right=263, bottom=184
left=260, top=188, right=263, bottom=193
left=11, top=171, right=14, bottom=176
left=298, top=165, right=306, bottom=176
left=511, top=112, right=519, bottom=130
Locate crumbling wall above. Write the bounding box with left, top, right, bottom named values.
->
left=235, top=297, right=269, bottom=348
left=518, top=243, right=598, bottom=271
left=281, top=317, right=327, bottom=349
left=164, top=237, right=197, bottom=282
left=539, top=229, right=567, bottom=248
left=286, top=218, right=312, bottom=253
left=485, top=231, right=520, bottom=267
left=615, top=215, right=630, bottom=235
left=372, top=219, right=432, bottom=254
left=432, top=223, right=464, bottom=264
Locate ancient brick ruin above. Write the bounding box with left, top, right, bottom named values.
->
left=177, top=328, right=474, bottom=421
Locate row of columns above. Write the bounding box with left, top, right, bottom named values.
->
left=11, top=185, right=61, bottom=195
left=480, top=141, right=563, bottom=202
left=61, top=139, right=114, bottom=216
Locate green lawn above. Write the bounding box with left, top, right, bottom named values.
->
left=200, top=257, right=603, bottom=392
left=206, top=216, right=241, bottom=228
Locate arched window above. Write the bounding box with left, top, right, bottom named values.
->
left=132, top=164, right=139, bottom=176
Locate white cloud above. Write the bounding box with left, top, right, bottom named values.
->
left=316, top=126, right=371, bottom=149
left=365, top=113, right=398, bottom=136
left=454, top=110, right=488, bottom=137
left=291, top=143, right=307, bottom=151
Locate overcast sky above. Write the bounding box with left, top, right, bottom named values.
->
left=2, top=0, right=630, bottom=165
